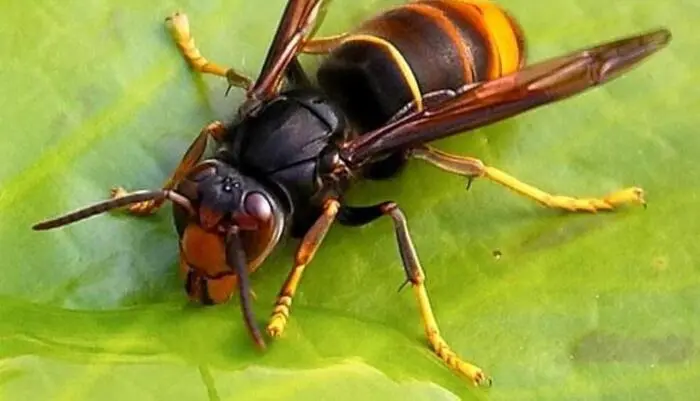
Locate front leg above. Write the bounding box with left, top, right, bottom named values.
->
left=167, top=12, right=320, bottom=93
left=166, top=12, right=253, bottom=91
left=411, top=145, right=645, bottom=212
left=301, top=33, right=348, bottom=54
left=111, top=121, right=225, bottom=215
left=267, top=199, right=340, bottom=337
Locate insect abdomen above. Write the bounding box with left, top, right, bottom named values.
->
left=317, top=0, right=526, bottom=132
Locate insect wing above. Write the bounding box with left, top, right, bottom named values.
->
left=341, top=28, right=671, bottom=165
left=248, top=0, right=325, bottom=101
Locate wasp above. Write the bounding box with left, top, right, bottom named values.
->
left=33, top=0, right=671, bottom=386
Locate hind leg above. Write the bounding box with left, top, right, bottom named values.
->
left=412, top=145, right=645, bottom=212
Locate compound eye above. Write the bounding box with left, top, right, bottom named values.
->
left=244, top=192, right=272, bottom=221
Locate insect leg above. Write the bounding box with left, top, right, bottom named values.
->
left=285, top=58, right=312, bottom=88
left=301, top=33, right=348, bottom=54
left=412, top=145, right=645, bottom=212
left=166, top=12, right=253, bottom=91
left=267, top=199, right=340, bottom=337
left=111, top=121, right=226, bottom=215
left=338, top=202, right=490, bottom=387
left=283, top=33, right=348, bottom=88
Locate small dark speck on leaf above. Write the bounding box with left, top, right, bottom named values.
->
left=492, top=249, right=502, bottom=260
left=652, top=256, right=669, bottom=272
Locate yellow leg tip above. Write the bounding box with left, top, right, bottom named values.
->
left=603, top=187, right=646, bottom=207
left=266, top=314, right=287, bottom=338
left=267, top=296, right=292, bottom=337
left=540, top=186, right=645, bottom=213
left=449, top=357, right=492, bottom=387
left=427, top=331, right=491, bottom=387
left=463, top=366, right=492, bottom=387
left=165, top=12, right=190, bottom=41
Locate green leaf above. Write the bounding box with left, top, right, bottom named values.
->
left=1, top=0, right=697, bottom=399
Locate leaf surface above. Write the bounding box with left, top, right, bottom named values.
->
left=0, top=0, right=697, bottom=399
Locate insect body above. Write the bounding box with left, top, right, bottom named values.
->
left=318, top=0, right=525, bottom=130
left=33, top=0, right=671, bottom=387
left=316, top=0, right=525, bottom=177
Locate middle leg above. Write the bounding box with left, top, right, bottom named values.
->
left=301, top=33, right=348, bottom=54
left=338, top=202, right=490, bottom=386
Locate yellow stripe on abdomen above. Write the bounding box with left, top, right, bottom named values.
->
left=342, top=34, right=424, bottom=111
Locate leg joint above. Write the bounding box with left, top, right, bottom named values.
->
left=410, top=272, right=425, bottom=285
left=379, top=201, right=398, bottom=214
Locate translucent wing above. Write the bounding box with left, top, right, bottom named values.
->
left=341, top=29, right=671, bottom=166
left=247, top=0, right=325, bottom=101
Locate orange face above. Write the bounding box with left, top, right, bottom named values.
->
left=174, top=159, right=287, bottom=304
